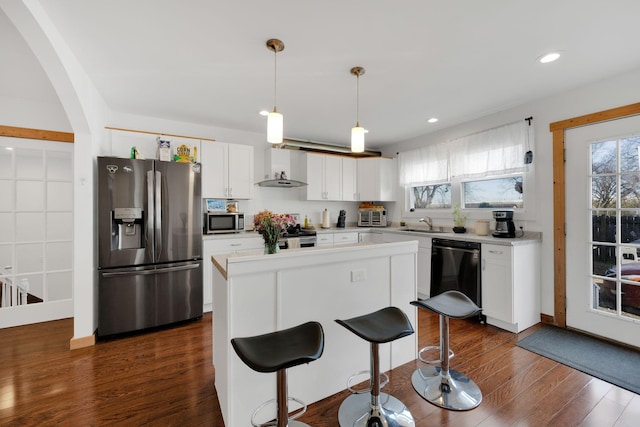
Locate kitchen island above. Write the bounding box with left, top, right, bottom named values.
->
left=211, top=241, right=418, bottom=426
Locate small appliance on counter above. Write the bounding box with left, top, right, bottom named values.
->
left=492, top=210, right=516, bottom=238
left=337, top=210, right=346, bottom=228
left=203, top=198, right=244, bottom=234
left=358, top=203, right=387, bottom=227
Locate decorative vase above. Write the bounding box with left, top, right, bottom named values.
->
left=264, top=240, right=280, bottom=254
left=453, top=226, right=467, bottom=233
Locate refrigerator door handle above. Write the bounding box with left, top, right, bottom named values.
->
left=146, top=169, right=155, bottom=262
left=101, top=263, right=199, bottom=278
left=155, top=170, right=162, bottom=259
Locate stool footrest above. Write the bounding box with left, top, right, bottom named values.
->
left=251, top=396, right=307, bottom=427
left=347, top=370, right=389, bottom=394
left=418, top=345, right=454, bottom=365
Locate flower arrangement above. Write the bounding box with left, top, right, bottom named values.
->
left=254, top=210, right=295, bottom=253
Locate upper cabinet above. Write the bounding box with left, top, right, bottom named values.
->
left=303, top=153, right=342, bottom=201
left=357, top=157, right=396, bottom=202
left=201, top=142, right=254, bottom=199
left=342, top=157, right=358, bottom=202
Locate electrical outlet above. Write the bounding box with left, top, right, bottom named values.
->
left=351, top=269, right=366, bottom=282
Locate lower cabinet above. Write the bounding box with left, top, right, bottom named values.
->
left=316, top=233, right=334, bottom=247
left=317, top=231, right=360, bottom=247
left=381, top=232, right=431, bottom=297
left=333, top=232, right=359, bottom=246
left=481, top=242, right=540, bottom=333
left=202, top=236, right=264, bottom=311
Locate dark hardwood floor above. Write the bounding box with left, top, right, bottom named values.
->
left=1, top=310, right=639, bottom=426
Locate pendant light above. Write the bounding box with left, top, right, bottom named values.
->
left=266, top=39, right=284, bottom=144
left=350, top=66, right=365, bottom=153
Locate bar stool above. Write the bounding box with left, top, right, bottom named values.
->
left=231, top=321, right=325, bottom=427
left=410, top=290, right=483, bottom=411
left=335, top=306, right=415, bottom=427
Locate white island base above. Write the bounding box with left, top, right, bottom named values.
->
left=211, top=241, right=418, bottom=427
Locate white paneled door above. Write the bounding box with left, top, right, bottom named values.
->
left=0, top=137, right=73, bottom=328
left=565, top=115, right=640, bottom=347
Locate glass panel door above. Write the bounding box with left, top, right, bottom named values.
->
left=566, top=116, right=640, bottom=347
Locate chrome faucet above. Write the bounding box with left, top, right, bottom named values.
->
left=419, top=217, right=433, bottom=230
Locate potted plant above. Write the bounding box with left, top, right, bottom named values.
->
left=452, top=203, right=468, bottom=233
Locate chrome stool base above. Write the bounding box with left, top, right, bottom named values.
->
left=338, top=392, right=415, bottom=427
left=411, top=366, right=482, bottom=411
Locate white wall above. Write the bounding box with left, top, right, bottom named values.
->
left=384, top=67, right=640, bottom=317
left=107, top=111, right=367, bottom=227
left=5, top=0, right=640, bottom=330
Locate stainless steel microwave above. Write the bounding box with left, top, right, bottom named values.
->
left=204, top=212, right=244, bottom=234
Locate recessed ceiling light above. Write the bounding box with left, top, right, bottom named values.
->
left=539, top=52, right=561, bottom=64
left=427, top=117, right=438, bottom=123
left=259, top=110, right=270, bottom=116
left=5, top=147, right=13, bottom=151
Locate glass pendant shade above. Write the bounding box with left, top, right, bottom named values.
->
left=351, top=125, right=365, bottom=153
left=267, top=110, right=283, bottom=144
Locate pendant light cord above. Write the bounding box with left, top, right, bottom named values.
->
left=273, top=49, right=278, bottom=112
left=355, top=73, right=360, bottom=127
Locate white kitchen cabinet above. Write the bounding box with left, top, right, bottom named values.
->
left=481, top=242, right=540, bottom=333
left=201, top=142, right=254, bottom=199
left=316, top=233, right=335, bottom=247
left=342, top=156, right=358, bottom=201
left=357, top=157, right=396, bottom=202
left=333, top=232, right=359, bottom=246
left=358, top=231, right=377, bottom=243
left=202, top=235, right=263, bottom=311
left=304, top=153, right=341, bottom=200
left=382, top=232, right=431, bottom=297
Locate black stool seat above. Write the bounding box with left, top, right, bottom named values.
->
left=231, top=321, right=324, bottom=373
left=335, top=307, right=415, bottom=426
left=335, top=306, right=414, bottom=343
left=411, top=290, right=481, bottom=319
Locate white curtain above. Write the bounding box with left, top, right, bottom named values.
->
left=450, top=120, right=529, bottom=179
left=398, top=142, right=449, bottom=186
left=398, top=120, right=531, bottom=185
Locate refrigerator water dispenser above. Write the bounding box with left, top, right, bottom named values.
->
left=112, top=207, right=144, bottom=250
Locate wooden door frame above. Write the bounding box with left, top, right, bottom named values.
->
left=550, top=102, right=640, bottom=327
left=0, top=124, right=74, bottom=143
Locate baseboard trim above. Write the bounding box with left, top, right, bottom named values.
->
left=540, top=313, right=555, bottom=325
left=70, top=333, right=96, bottom=350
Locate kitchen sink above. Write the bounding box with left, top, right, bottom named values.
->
left=401, top=228, right=447, bottom=233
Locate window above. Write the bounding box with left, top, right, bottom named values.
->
left=463, top=175, right=523, bottom=208
left=399, top=120, right=532, bottom=215
left=590, top=134, right=640, bottom=317
left=410, top=183, right=451, bottom=209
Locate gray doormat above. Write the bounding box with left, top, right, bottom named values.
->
left=516, top=325, right=640, bottom=395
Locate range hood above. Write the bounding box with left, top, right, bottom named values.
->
left=257, top=148, right=308, bottom=188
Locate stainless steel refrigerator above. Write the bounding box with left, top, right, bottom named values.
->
left=97, top=156, right=203, bottom=336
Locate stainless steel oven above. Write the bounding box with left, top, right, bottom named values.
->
left=278, top=225, right=317, bottom=249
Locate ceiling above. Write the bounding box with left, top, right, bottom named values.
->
left=3, top=1, right=640, bottom=149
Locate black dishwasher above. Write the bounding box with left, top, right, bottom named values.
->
left=430, top=238, right=482, bottom=309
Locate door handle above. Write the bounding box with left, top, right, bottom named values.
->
left=101, top=263, right=199, bottom=277
left=146, top=170, right=155, bottom=261
left=155, top=170, right=162, bottom=259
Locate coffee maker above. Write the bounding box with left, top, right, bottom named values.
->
left=492, top=210, right=516, bottom=238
